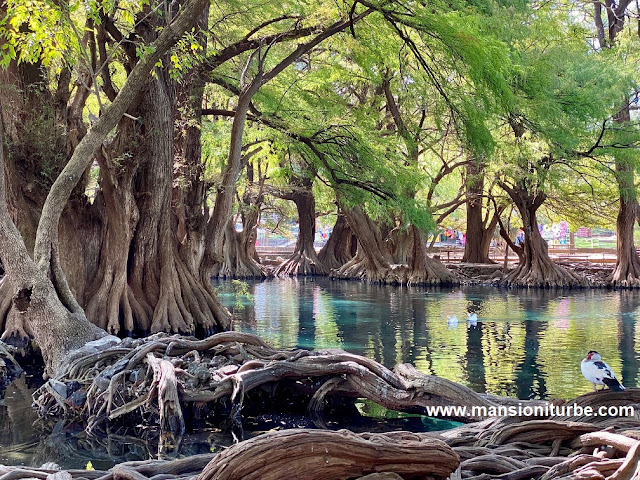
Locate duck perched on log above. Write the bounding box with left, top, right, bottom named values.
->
left=581, top=351, right=625, bottom=392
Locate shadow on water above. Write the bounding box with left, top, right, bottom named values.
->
left=219, top=278, right=640, bottom=400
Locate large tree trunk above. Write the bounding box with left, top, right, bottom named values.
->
left=80, top=9, right=230, bottom=336
left=407, top=226, right=457, bottom=285
left=175, top=5, right=209, bottom=276
left=200, top=58, right=264, bottom=282
left=332, top=206, right=394, bottom=282
left=0, top=33, right=100, bottom=344
left=334, top=207, right=456, bottom=285
left=609, top=107, right=640, bottom=287
left=462, top=161, right=498, bottom=264
left=83, top=150, right=139, bottom=335
left=500, top=185, right=586, bottom=287
left=0, top=104, right=108, bottom=376
left=0, top=0, right=216, bottom=373
left=276, top=183, right=327, bottom=276
left=212, top=221, right=267, bottom=278
left=212, top=160, right=267, bottom=278
left=317, top=212, right=354, bottom=270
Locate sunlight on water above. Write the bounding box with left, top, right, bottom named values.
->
left=217, top=278, right=640, bottom=400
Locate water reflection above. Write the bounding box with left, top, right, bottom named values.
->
left=217, top=278, right=640, bottom=400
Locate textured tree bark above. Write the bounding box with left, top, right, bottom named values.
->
left=197, top=429, right=460, bottom=480
left=212, top=221, right=267, bottom=278
left=408, top=225, right=458, bottom=285
left=0, top=43, right=100, bottom=343
left=462, top=161, right=499, bottom=264
left=0, top=0, right=216, bottom=373
left=332, top=206, right=394, bottom=282
left=84, top=152, right=139, bottom=335
left=318, top=212, right=354, bottom=270
left=201, top=58, right=264, bottom=282
left=174, top=4, right=210, bottom=275
left=0, top=105, right=108, bottom=375
left=591, top=1, right=640, bottom=287
left=334, top=207, right=456, bottom=285
left=500, top=184, right=586, bottom=287
left=609, top=108, right=640, bottom=287
left=276, top=184, right=327, bottom=276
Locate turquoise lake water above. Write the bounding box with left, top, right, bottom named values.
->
left=216, top=278, right=640, bottom=400
left=3, top=279, right=639, bottom=468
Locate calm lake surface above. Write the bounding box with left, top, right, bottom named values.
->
left=3, top=279, right=640, bottom=468
left=217, top=278, right=640, bottom=400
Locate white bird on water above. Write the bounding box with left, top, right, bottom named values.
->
left=581, top=351, right=625, bottom=392
left=467, top=313, right=478, bottom=327
left=447, top=315, right=458, bottom=329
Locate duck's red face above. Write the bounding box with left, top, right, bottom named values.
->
left=587, top=351, right=598, bottom=360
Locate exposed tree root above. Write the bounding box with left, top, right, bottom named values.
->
left=504, top=250, right=589, bottom=288
left=6, top=331, right=640, bottom=480
left=31, top=332, right=496, bottom=436
left=275, top=247, right=327, bottom=276
left=212, top=224, right=268, bottom=279
left=197, top=429, right=459, bottom=480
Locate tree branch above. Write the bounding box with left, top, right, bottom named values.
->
left=33, top=0, right=213, bottom=270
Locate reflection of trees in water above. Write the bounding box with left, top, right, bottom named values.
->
left=538, top=290, right=623, bottom=398
left=514, top=320, right=547, bottom=399
left=296, top=279, right=316, bottom=350
left=617, top=290, right=640, bottom=388
left=512, top=290, right=558, bottom=400
left=29, top=427, right=232, bottom=470
left=322, top=281, right=373, bottom=359
left=0, top=376, right=39, bottom=466
left=408, top=293, right=434, bottom=376
left=230, top=279, right=640, bottom=398
left=463, top=298, right=485, bottom=394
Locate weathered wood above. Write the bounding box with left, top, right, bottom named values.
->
left=16, top=331, right=640, bottom=480
left=146, top=353, right=185, bottom=434
left=196, top=429, right=460, bottom=480
left=575, top=432, right=638, bottom=453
